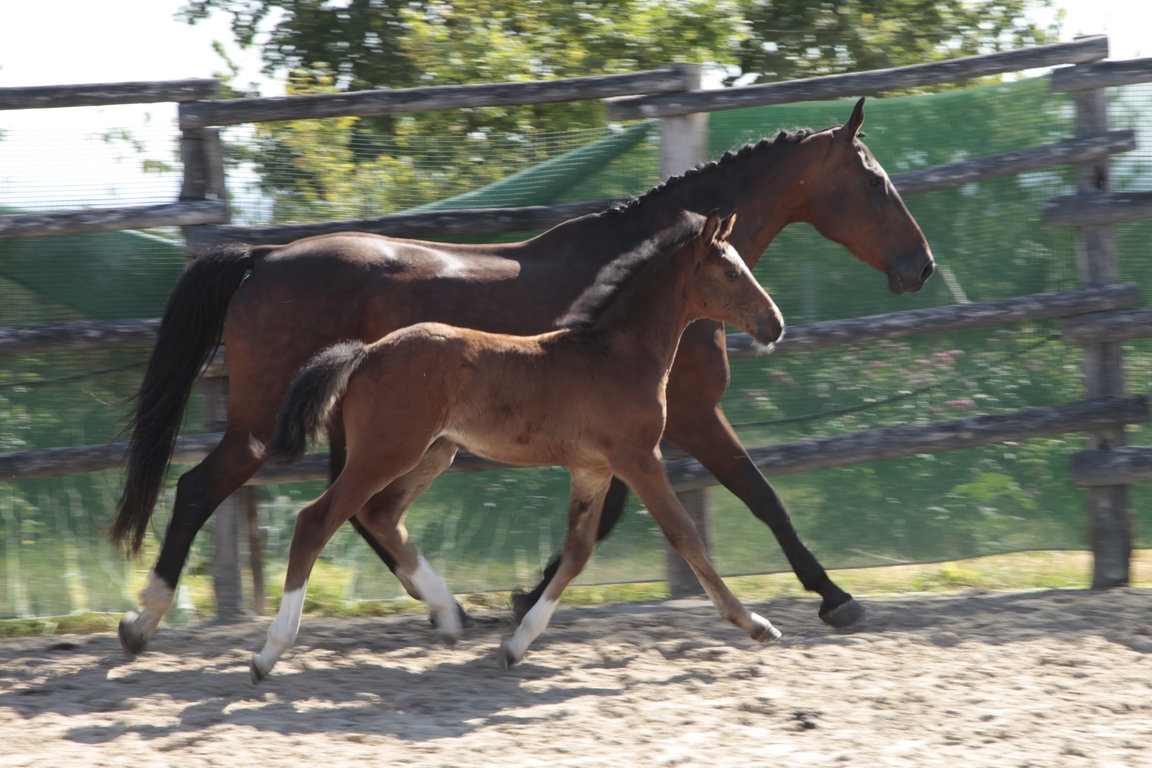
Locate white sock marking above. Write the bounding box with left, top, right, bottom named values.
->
left=253, top=582, right=308, bottom=674
left=504, top=597, right=559, bottom=663
left=406, top=556, right=459, bottom=640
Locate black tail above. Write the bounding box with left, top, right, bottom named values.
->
left=111, top=244, right=254, bottom=555
left=265, top=341, right=370, bottom=464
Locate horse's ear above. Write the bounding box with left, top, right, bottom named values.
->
left=837, top=97, right=865, bottom=142
left=701, top=209, right=723, bottom=243
left=719, top=212, right=737, bottom=241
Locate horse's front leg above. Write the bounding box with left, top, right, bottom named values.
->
left=500, top=468, right=613, bottom=669
left=616, top=455, right=782, bottom=644
left=663, top=404, right=865, bottom=629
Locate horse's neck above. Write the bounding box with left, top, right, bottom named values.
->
left=652, top=143, right=809, bottom=265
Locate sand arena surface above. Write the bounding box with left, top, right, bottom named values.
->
left=2, top=588, right=1151, bottom=767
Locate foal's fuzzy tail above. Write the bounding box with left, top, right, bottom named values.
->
left=265, top=341, right=370, bottom=464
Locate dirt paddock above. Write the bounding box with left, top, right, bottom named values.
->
left=2, top=588, right=1151, bottom=767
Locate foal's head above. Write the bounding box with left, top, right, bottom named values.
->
left=688, top=211, right=785, bottom=351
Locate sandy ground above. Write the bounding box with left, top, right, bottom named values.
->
left=1, top=588, right=1151, bottom=767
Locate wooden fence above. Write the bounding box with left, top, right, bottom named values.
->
left=3, top=35, right=1152, bottom=609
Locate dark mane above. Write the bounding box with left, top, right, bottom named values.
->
left=607, top=128, right=817, bottom=216
left=556, top=212, right=706, bottom=330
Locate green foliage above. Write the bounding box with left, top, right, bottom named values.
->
left=182, top=0, right=1057, bottom=217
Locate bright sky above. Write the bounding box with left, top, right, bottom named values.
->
left=0, top=0, right=1149, bottom=208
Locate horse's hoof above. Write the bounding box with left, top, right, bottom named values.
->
left=819, top=597, right=867, bottom=629
left=118, top=611, right=151, bottom=656
left=510, top=590, right=534, bottom=623
left=429, top=601, right=474, bottom=630
left=250, top=657, right=269, bottom=685
left=750, top=613, right=783, bottom=644
left=497, top=641, right=520, bottom=671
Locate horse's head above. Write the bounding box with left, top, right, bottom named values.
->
left=693, top=211, right=785, bottom=351
left=802, top=98, right=935, bottom=294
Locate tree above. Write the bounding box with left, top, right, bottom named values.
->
left=182, top=0, right=1058, bottom=91
left=178, top=0, right=1059, bottom=218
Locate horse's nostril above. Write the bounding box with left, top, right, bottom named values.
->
left=920, top=262, right=935, bottom=283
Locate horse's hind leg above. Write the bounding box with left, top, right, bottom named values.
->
left=500, top=468, right=613, bottom=669
left=616, top=454, right=782, bottom=645
left=119, top=428, right=264, bottom=655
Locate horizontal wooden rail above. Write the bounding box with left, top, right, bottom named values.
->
left=179, top=67, right=692, bottom=130
left=665, top=395, right=1148, bottom=491
left=727, top=284, right=1141, bottom=358
left=185, top=199, right=623, bottom=251
left=5, top=396, right=1144, bottom=485
left=1062, top=308, right=1152, bottom=346
left=1051, top=57, right=1152, bottom=92
left=0, top=319, right=160, bottom=356
left=1044, top=191, right=1152, bottom=228
left=184, top=131, right=1134, bottom=249
left=0, top=79, right=219, bottom=110
left=0, top=433, right=223, bottom=481
left=0, top=201, right=229, bottom=240
left=1071, top=446, right=1152, bottom=486
left=606, top=36, right=1109, bottom=120
left=6, top=284, right=1138, bottom=360
left=891, top=131, right=1136, bottom=197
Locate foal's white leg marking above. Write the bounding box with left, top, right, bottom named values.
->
left=691, top=564, right=781, bottom=643
left=500, top=597, right=560, bottom=667
left=251, top=582, right=308, bottom=681
left=405, top=556, right=460, bottom=643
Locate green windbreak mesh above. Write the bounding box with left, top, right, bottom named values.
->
left=3, top=76, right=1151, bottom=617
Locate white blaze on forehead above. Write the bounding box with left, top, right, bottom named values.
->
left=722, top=243, right=754, bottom=277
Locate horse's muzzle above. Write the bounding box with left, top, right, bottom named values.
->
left=887, top=253, right=935, bottom=295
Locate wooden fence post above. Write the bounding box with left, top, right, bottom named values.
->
left=1071, top=69, right=1131, bottom=587
left=659, top=63, right=711, bottom=597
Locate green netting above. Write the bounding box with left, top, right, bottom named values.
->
left=2, top=76, right=1151, bottom=617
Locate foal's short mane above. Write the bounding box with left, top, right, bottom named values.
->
left=609, top=128, right=817, bottom=216
left=556, top=213, right=706, bottom=330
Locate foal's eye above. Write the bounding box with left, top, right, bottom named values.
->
left=725, top=269, right=740, bottom=281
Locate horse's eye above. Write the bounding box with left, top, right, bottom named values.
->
left=869, top=176, right=883, bottom=188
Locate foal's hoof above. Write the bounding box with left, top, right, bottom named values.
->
left=819, top=597, right=867, bottom=629
left=750, top=613, right=783, bottom=644
left=118, top=611, right=151, bottom=656
left=250, top=657, right=270, bottom=685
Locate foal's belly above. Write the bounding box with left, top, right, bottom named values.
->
left=440, top=426, right=604, bottom=471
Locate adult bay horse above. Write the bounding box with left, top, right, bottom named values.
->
left=114, top=98, right=933, bottom=654
left=251, top=211, right=785, bottom=680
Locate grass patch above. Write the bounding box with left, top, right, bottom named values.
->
left=3, top=550, right=1149, bottom=639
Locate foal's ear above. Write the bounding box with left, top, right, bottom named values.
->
left=701, top=209, right=723, bottom=243
left=836, top=97, right=866, bottom=142
left=719, top=212, right=737, bottom=241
